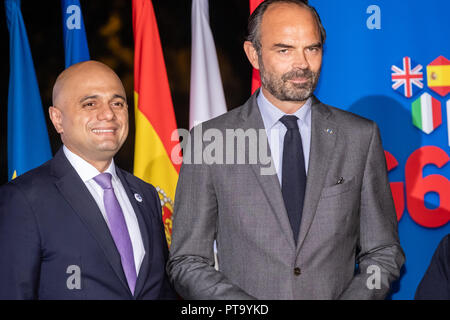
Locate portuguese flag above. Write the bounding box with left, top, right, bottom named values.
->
left=132, top=0, right=180, bottom=246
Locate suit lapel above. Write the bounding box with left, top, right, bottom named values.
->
left=238, top=94, right=338, bottom=252
left=296, top=99, right=338, bottom=252
left=51, top=149, right=131, bottom=295
left=242, top=93, right=297, bottom=251
left=115, top=169, right=153, bottom=298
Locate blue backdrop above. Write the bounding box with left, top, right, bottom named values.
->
left=311, top=0, right=450, bottom=299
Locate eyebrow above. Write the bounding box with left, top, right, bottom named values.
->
left=271, top=42, right=323, bottom=50
left=79, top=94, right=126, bottom=103
left=272, top=43, right=296, bottom=49
left=79, top=95, right=98, bottom=103
left=306, top=42, right=323, bottom=49
left=112, top=94, right=126, bottom=101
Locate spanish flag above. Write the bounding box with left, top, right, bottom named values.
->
left=427, top=56, right=450, bottom=97
left=250, top=0, right=263, bottom=94
left=132, top=0, right=180, bottom=246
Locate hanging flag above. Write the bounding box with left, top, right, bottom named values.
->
left=132, top=0, right=180, bottom=246
left=190, top=0, right=227, bottom=129
left=61, top=0, right=90, bottom=67
left=250, top=0, right=263, bottom=94
left=5, top=0, right=51, bottom=181
left=427, top=56, right=450, bottom=97
left=391, top=56, right=424, bottom=98
left=412, top=92, right=442, bottom=134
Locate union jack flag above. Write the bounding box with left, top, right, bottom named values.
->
left=391, top=57, right=423, bottom=98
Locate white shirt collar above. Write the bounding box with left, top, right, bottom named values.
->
left=63, top=145, right=118, bottom=183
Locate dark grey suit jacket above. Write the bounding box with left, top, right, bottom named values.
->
left=167, top=92, right=405, bottom=299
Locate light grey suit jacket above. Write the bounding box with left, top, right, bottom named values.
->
left=167, top=92, right=405, bottom=300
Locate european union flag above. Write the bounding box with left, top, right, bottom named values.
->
left=5, top=0, right=51, bottom=181
left=61, top=0, right=90, bottom=67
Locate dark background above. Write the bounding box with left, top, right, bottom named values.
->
left=0, top=0, right=252, bottom=185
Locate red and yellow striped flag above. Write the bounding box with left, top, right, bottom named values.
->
left=427, top=56, right=450, bottom=97
left=250, top=0, right=263, bottom=94
left=132, top=0, right=180, bottom=246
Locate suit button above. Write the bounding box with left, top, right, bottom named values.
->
left=294, top=267, right=301, bottom=276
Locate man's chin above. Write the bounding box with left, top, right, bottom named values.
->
left=95, top=143, right=122, bottom=155
left=277, top=90, right=313, bottom=102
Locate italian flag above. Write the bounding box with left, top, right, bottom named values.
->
left=132, top=0, right=180, bottom=246
left=412, top=93, right=442, bottom=134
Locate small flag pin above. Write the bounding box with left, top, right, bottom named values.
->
left=134, top=193, right=143, bottom=202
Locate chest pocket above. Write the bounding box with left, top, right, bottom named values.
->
left=314, top=176, right=360, bottom=237
left=320, top=176, right=357, bottom=199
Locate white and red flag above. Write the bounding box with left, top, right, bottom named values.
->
left=190, top=0, right=227, bottom=129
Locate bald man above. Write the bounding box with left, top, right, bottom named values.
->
left=0, top=61, right=176, bottom=300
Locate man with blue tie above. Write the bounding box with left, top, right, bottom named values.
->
left=0, top=60, right=176, bottom=299
left=168, top=0, right=404, bottom=299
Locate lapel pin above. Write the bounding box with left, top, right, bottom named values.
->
left=134, top=193, right=143, bottom=202
left=325, top=128, right=334, bottom=135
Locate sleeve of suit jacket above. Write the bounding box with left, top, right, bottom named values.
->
left=0, top=183, right=41, bottom=299
left=338, top=122, right=405, bottom=300
left=167, top=128, right=256, bottom=300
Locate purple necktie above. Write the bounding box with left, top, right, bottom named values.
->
left=94, top=173, right=137, bottom=294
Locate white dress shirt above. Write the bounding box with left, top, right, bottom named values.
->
left=257, top=90, right=312, bottom=186
left=63, top=146, right=145, bottom=275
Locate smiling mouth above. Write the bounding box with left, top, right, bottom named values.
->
left=92, top=129, right=116, bottom=134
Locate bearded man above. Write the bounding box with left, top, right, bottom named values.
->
left=167, top=0, right=404, bottom=300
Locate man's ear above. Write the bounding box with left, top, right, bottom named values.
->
left=243, top=41, right=260, bottom=70
left=49, top=106, right=64, bottom=134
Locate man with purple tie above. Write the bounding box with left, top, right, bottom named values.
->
left=0, top=61, right=176, bottom=300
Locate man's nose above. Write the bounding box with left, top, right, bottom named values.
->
left=97, top=103, right=115, bottom=121
left=292, top=50, right=309, bottom=69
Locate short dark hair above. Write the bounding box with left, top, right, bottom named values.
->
left=247, top=0, right=326, bottom=55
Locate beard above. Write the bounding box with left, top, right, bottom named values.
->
left=259, top=59, right=321, bottom=102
